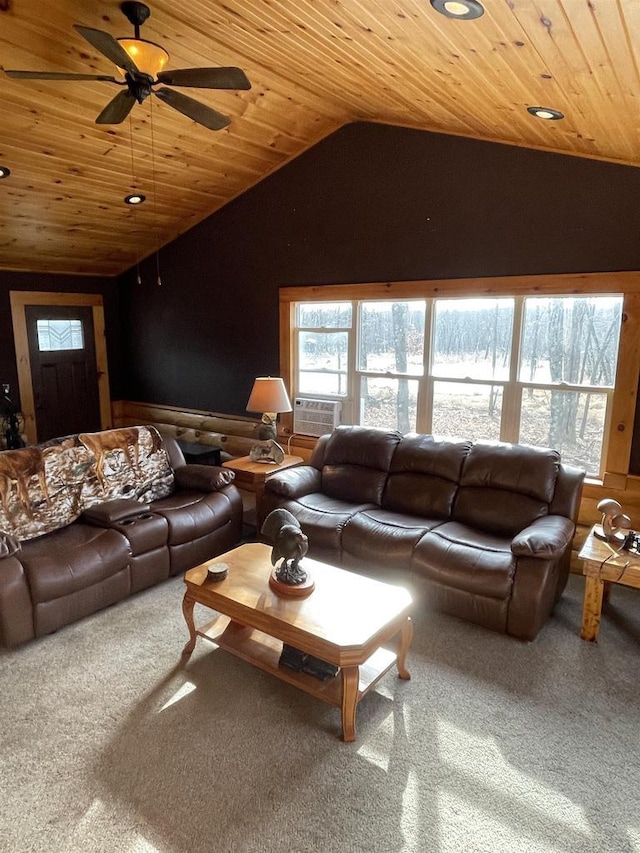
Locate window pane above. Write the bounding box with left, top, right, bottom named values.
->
left=298, top=330, right=348, bottom=395
left=432, top=381, right=503, bottom=441
left=432, top=298, right=513, bottom=381
left=361, top=377, right=418, bottom=433
left=298, top=302, right=351, bottom=328
left=519, top=388, right=606, bottom=476
left=36, top=319, right=84, bottom=351
left=358, top=301, right=425, bottom=374
left=520, top=296, right=623, bottom=387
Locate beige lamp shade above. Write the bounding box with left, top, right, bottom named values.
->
left=246, top=377, right=292, bottom=415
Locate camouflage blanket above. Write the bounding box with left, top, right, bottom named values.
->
left=0, top=426, right=174, bottom=541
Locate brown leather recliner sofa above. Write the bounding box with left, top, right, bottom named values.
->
left=261, top=426, right=586, bottom=641
left=0, top=425, right=243, bottom=648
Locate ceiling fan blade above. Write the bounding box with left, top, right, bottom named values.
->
left=157, top=67, right=251, bottom=90
left=154, top=87, right=230, bottom=131
left=95, top=90, right=136, bottom=124
left=4, top=69, right=119, bottom=82
left=73, top=25, right=139, bottom=75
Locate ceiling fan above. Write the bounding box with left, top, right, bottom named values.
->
left=3, top=1, right=251, bottom=131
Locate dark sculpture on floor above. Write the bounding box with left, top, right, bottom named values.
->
left=2, top=387, right=25, bottom=450
left=261, top=508, right=309, bottom=585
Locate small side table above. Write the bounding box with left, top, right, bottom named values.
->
left=578, top=525, right=640, bottom=641
left=222, top=454, right=304, bottom=528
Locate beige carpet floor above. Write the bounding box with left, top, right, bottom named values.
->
left=1, top=571, right=639, bottom=853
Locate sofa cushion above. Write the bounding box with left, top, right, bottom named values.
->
left=452, top=442, right=560, bottom=537
left=273, top=493, right=376, bottom=559
left=412, top=521, right=516, bottom=599
left=150, top=490, right=237, bottom=546
left=19, top=523, right=131, bottom=603
left=82, top=498, right=151, bottom=525
left=383, top=434, right=471, bottom=517
left=321, top=426, right=402, bottom=505
left=173, top=464, right=235, bottom=492
left=342, top=509, right=440, bottom=572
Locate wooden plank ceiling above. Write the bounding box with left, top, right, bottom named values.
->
left=1, top=0, right=640, bottom=276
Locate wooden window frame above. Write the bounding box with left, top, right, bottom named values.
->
left=279, top=271, right=640, bottom=485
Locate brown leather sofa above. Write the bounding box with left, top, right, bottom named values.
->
left=0, top=426, right=243, bottom=647
left=261, top=426, right=585, bottom=641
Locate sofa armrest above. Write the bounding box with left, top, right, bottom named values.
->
left=265, top=466, right=322, bottom=499
left=0, top=533, right=21, bottom=559
left=511, top=515, right=575, bottom=560
left=173, top=464, right=235, bottom=492
left=82, top=498, right=150, bottom=526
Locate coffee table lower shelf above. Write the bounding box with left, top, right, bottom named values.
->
left=193, top=614, right=402, bottom=739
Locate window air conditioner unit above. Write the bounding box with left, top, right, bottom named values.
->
left=293, top=398, right=341, bottom=437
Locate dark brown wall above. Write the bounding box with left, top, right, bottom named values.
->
left=0, top=271, right=122, bottom=408
left=117, top=122, right=640, bottom=417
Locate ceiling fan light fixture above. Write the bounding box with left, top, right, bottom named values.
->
left=124, top=193, right=146, bottom=205
left=116, top=38, right=169, bottom=78
left=0, top=166, right=10, bottom=179
left=527, top=106, right=564, bottom=120
left=430, top=0, right=485, bottom=19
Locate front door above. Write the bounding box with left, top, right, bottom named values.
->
left=25, top=305, right=102, bottom=442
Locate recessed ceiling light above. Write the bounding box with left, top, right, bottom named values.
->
left=527, top=106, right=564, bottom=120
left=0, top=166, right=11, bottom=179
left=124, top=193, right=146, bottom=205
left=430, top=0, right=485, bottom=20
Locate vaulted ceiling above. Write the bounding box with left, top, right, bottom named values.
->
left=2, top=0, right=640, bottom=276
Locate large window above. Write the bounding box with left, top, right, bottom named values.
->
left=293, top=294, right=624, bottom=478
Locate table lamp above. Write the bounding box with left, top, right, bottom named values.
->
left=246, top=377, right=292, bottom=460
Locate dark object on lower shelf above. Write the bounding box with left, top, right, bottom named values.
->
left=279, top=644, right=339, bottom=680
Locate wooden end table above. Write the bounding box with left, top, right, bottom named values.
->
left=222, top=454, right=303, bottom=527
left=578, top=524, right=640, bottom=641
left=181, top=542, right=413, bottom=742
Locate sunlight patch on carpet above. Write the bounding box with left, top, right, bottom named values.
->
left=158, top=680, right=197, bottom=712
left=128, top=836, right=161, bottom=853
left=71, top=798, right=160, bottom=852
left=356, top=712, right=394, bottom=770
left=437, top=791, right=568, bottom=853
left=627, top=826, right=640, bottom=851
left=400, top=768, right=422, bottom=852
left=436, top=719, right=593, bottom=841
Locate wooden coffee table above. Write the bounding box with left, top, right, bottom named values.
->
left=181, top=542, right=413, bottom=742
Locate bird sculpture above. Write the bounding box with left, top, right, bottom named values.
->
left=261, top=508, right=309, bottom=585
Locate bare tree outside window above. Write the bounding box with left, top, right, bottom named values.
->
left=294, top=294, right=623, bottom=477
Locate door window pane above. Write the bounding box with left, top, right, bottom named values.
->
left=358, top=301, right=425, bottom=374
left=432, top=381, right=503, bottom=441
left=519, top=388, right=607, bottom=476
left=520, top=296, right=623, bottom=386
left=298, top=331, right=348, bottom=395
left=360, top=377, right=418, bottom=433
left=36, top=319, right=84, bottom=351
left=432, top=298, right=513, bottom=380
